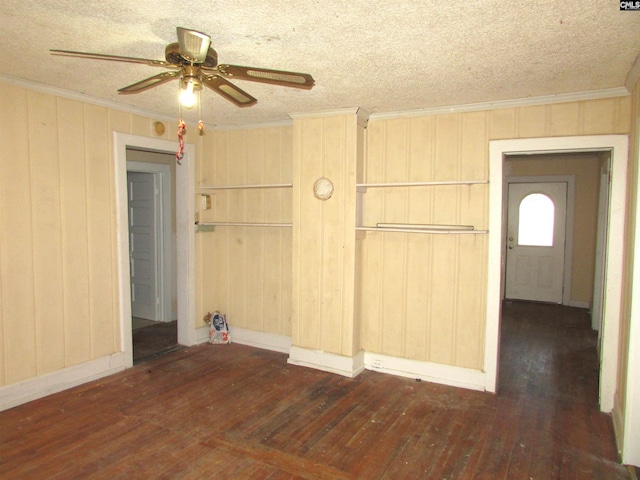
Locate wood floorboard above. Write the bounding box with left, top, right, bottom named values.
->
left=0, top=301, right=630, bottom=479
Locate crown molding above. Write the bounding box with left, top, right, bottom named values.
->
left=1, top=74, right=631, bottom=130
left=289, top=107, right=370, bottom=128
left=289, top=107, right=361, bottom=119
left=368, top=87, right=631, bottom=122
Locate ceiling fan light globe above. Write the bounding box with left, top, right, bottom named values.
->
left=179, top=90, right=197, bottom=109
left=179, top=81, right=197, bottom=109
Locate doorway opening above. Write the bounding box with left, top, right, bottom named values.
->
left=500, top=156, right=606, bottom=401
left=114, top=132, right=196, bottom=368
left=127, top=153, right=178, bottom=362
left=485, top=135, right=628, bottom=415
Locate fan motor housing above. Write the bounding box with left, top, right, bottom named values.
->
left=165, top=43, right=218, bottom=67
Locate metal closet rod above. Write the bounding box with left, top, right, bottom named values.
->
left=377, top=223, right=474, bottom=231
left=357, top=180, right=488, bottom=188
left=357, top=224, right=488, bottom=234
left=197, top=183, right=293, bottom=190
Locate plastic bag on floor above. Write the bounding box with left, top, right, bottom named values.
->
left=204, top=311, right=231, bottom=344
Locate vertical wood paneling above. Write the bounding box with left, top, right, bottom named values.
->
left=58, top=99, right=91, bottom=365
left=549, top=102, right=580, bottom=136
left=295, top=118, right=323, bottom=348
left=582, top=98, right=618, bottom=135
left=489, top=108, right=517, bottom=140
left=84, top=105, right=115, bottom=359
left=1, top=83, right=632, bottom=391
left=245, top=130, right=264, bottom=332
left=428, top=236, right=457, bottom=365
left=292, top=113, right=361, bottom=356
left=264, top=128, right=285, bottom=334
left=516, top=105, right=547, bottom=138
left=198, top=126, right=293, bottom=337
left=130, top=115, right=150, bottom=137
left=380, top=234, right=407, bottom=357
left=228, top=132, right=248, bottom=329
left=361, top=96, right=629, bottom=371
left=28, top=92, right=65, bottom=375
left=281, top=229, right=293, bottom=336
left=0, top=86, right=37, bottom=384
left=321, top=117, right=347, bottom=352
left=454, top=235, right=487, bottom=368
left=461, top=111, right=489, bottom=179
left=404, top=236, right=430, bottom=360
left=0, top=85, right=153, bottom=388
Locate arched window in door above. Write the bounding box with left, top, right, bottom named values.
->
left=518, top=193, right=554, bottom=246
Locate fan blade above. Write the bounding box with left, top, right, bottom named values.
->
left=216, top=64, right=315, bottom=89
left=118, top=71, right=181, bottom=94
left=200, top=74, right=257, bottom=107
left=50, top=49, right=179, bottom=68
left=177, top=27, right=211, bottom=63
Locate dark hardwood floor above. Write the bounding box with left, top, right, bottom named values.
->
left=133, top=319, right=181, bottom=363
left=0, top=301, right=630, bottom=479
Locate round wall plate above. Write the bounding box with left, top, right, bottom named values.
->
left=313, top=177, right=334, bottom=200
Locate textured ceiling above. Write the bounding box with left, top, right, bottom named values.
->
left=0, top=1, right=639, bottom=127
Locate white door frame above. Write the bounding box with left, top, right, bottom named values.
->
left=114, top=133, right=196, bottom=368
left=504, top=175, right=576, bottom=307
left=622, top=121, right=640, bottom=467
left=592, top=162, right=611, bottom=334
left=127, top=161, right=173, bottom=322
left=485, top=135, right=628, bottom=415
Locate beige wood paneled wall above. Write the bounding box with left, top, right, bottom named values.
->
left=361, top=97, right=631, bottom=370
left=291, top=112, right=365, bottom=357
left=0, top=84, right=176, bottom=388
left=0, top=80, right=632, bottom=395
left=361, top=114, right=489, bottom=369
left=196, top=127, right=293, bottom=336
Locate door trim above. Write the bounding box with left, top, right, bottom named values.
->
left=622, top=120, right=640, bottom=466
left=127, top=162, right=173, bottom=322
left=114, top=133, right=196, bottom=368
left=504, top=175, right=576, bottom=306
left=485, top=135, right=628, bottom=415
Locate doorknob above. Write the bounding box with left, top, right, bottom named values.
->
left=508, top=245, right=514, bottom=249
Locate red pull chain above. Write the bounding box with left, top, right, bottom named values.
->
left=176, top=119, right=186, bottom=164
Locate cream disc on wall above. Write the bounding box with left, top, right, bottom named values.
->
left=313, top=177, right=334, bottom=200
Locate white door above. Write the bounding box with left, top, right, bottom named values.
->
left=505, top=182, right=567, bottom=303
left=128, top=172, right=159, bottom=320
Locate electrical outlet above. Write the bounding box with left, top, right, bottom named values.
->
left=371, top=359, right=383, bottom=369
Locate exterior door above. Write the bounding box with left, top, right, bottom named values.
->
left=505, top=182, right=567, bottom=303
left=128, top=171, right=159, bottom=320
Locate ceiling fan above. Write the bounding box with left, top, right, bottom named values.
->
left=51, top=27, right=315, bottom=108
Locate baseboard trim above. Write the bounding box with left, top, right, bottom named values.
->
left=288, top=346, right=365, bottom=378
left=364, top=352, right=486, bottom=391
left=231, top=327, right=292, bottom=354
left=0, top=352, right=126, bottom=412
left=0, top=338, right=488, bottom=412
left=195, top=325, right=292, bottom=354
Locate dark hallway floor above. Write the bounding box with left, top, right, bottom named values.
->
left=499, top=300, right=599, bottom=402
left=132, top=319, right=180, bottom=363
